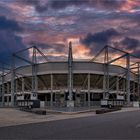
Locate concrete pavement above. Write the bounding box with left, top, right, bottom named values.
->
left=0, top=108, right=96, bottom=127
left=0, top=107, right=139, bottom=127
left=0, top=108, right=140, bottom=139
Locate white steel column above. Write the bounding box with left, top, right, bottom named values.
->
left=88, top=73, right=90, bottom=107
left=123, top=79, right=126, bottom=100
left=15, top=79, right=18, bottom=94
left=1, top=68, right=4, bottom=107
left=126, top=54, right=130, bottom=105
left=103, top=46, right=109, bottom=99
left=50, top=74, right=53, bottom=107
left=31, top=47, right=38, bottom=100
left=22, top=77, right=25, bottom=100
left=11, top=55, right=15, bottom=107
left=138, top=62, right=140, bottom=102
left=67, top=42, right=74, bottom=107
left=22, top=77, right=25, bottom=93
left=116, top=76, right=119, bottom=95
left=7, top=83, right=10, bottom=106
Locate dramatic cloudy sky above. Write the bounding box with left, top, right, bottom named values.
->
left=0, top=0, right=140, bottom=64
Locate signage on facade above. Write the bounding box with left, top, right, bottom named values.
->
left=117, top=95, right=124, bottom=100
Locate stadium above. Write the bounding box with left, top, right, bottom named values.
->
left=0, top=42, right=140, bottom=108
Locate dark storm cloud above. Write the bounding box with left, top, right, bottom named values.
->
left=132, top=50, right=140, bottom=57
left=19, top=0, right=48, bottom=12
left=0, top=16, right=27, bottom=64
left=50, top=0, right=86, bottom=9
left=18, top=0, right=85, bottom=12
left=0, top=31, right=27, bottom=64
left=17, top=0, right=128, bottom=13
left=0, top=16, right=22, bottom=31
left=1, top=0, right=140, bottom=60
left=21, top=0, right=39, bottom=5
left=121, top=37, right=139, bottom=50
left=111, top=36, right=140, bottom=58
left=0, top=5, right=13, bottom=17
left=81, top=28, right=119, bottom=46
left=50, top=0, right=139, bottom=13
left=80, top=28, right=120, bottom=55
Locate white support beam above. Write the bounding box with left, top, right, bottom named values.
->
left=126, top=54, right=130, bottom=105
left=103, top=46, right=109, bottom=99
left=22, top=77, right=25, bottom=93
left=88, top=73, right=90, bottom=107
left=35, top=46, right=48, bottom=62
left=138, top=63, right=140, bottom=101
left=31, top=47, right=38, bottom=100
left=50, top=74, right=53, bottom=107
left=14, top=54, right=33, bottom=65
left=116, top=77, right=119, bottom=95
left=15, top=79, right=18, bottom=94
left=7, top=82, right=10, bottom=95
left=11, top=55, right=15, bottom=107
left=123, top=78, right=126, bottom=94
left=107, top=54, right=126, bottom=64
left=68, top=42, right=74, bottom=107
left=1, top=69, right=4, bottom=107
left=90, top=46, right=106, bottom=62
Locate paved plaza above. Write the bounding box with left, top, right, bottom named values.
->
left=0, top=107, right=139, bottom=127
left=0, top=107, right=140, bottom=139
left=0, top=108, right=97, bottom=127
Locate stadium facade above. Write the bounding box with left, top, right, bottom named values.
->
left=0, top=42, right=140, bottom=108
